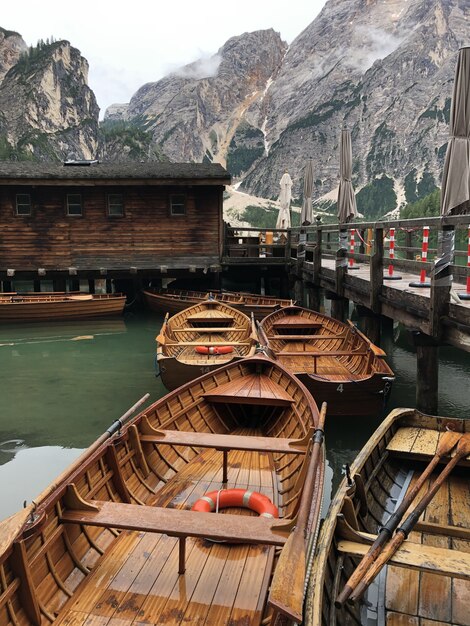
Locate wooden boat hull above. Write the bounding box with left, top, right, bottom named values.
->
left=296, top=372, right=393, bottom=417
left=143, top=288, right=291, bottom=320
left=157, top=352, right=246, bottom=390
left=258, top=305, right=394, bottom=418
left=156, top=299, right=258, bottom=390
left=0, top=293, right=126, bottom=322
left=305, top=408, right=470, bottom=626
left=0, top=357, right=325, bottom=626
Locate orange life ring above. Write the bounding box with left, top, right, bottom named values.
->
left=191, top=488, right=279, bottom=518
left=195, top=345, right=234, bottom=355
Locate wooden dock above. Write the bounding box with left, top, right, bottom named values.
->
left=222, top=216, right=470, bottom=413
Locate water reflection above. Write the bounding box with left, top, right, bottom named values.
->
left=0, top=313, right=469, bottom=521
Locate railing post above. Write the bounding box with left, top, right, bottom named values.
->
left=370, top=225, right=384, bottom=313
left=285, top=229, right=292, bottom=262
left=429, top=224, right=454, bottom=338
left=313, top=226, right=322, bottom=285
left=336, top=228, right=347, bottom=297
left=404, top=229, right=413, bottom=260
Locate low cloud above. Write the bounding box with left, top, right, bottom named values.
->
left=170, top=53, right=222, bottom=80
left=344, top=27, right=404, bottom=72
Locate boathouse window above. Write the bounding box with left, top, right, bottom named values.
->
left=170, top=194, right=186, bottom=216
left=16, top=193, right=32, bottom=216
left=107, top=193, right=124, bottom=216
left=67, top=194, right=82, bottom=216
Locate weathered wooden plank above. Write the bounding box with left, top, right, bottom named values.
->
left=337, top=539, right=470, bottom=580
left=60, top=500, right=288, bottom=546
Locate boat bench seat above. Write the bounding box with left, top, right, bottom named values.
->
left=139, top=429, right=311, bottom=455
left=337, top=538, right=470, bottom=581
left=267, top=334, right=345, bottom=341
left=272, top=321, right=322, bottom=329
left=165, top=341, right=252, bottom=347
left=60, top=487, right=289, bottom=574
left=278, top=349, right=366, bottom=357
left=173, top=327, right=247, bottom=333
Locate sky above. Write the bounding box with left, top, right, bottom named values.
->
left=2, top=0, right=327, bottom=117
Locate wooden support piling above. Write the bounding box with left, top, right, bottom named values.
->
left=412, top=331, right=439, bottom=414
left=357, top=305, right=381, bottom=346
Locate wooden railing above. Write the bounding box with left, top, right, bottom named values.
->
left=223, top=224, right=291, bottom=261
left=223, top=216, right=470, bottom=339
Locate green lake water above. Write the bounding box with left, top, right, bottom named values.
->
left=0, top=310, right=469, bottom=521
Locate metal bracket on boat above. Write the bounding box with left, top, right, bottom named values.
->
left=22, top=500, right=47, bottom=538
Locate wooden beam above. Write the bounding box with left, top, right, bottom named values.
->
left=10, top=541, right=41, bottom=626
left=60, top=499, right=289, bottom=546
left=337, top=538, right=470, bottom=581
left=139, top=429, right=311, bottom=454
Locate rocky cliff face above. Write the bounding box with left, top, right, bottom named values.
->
left=0, top=27, right=26, bottom=82
left=106, top=29, right=287, bottom=169
left=0, top=39, right=99, bottom=160
left=243, top=0, right=469, bottom=212
left=106, top=0, right=468, bottom=214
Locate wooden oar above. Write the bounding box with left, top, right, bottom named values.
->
left=348, top=434, right=470, bottom=604
left=18, top=393, right=150, bottom=525
left=268, top=401, right=327, bottom=623
left=335, top=428, right=461, bottom=607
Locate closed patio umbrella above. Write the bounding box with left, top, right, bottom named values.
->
left=441, top=47, right=470, bottom=216
left=301, top=158, right=314, bottom=226
left=337, top=129, right=357, bottom=223
left=439, top=47, right=470, bottom=299
left=276, top=170, right=293, bottom=229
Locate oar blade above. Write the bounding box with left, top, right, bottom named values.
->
left=0, top=506, right=33, bottom=561
left=436, top=430, right=461, bottom=455
left=268, top=532, right=306, bottom=622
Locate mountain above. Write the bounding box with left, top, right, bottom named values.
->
left=106, top=0, right=468, bottom=215
left=0, top=38, right=99, bottom=161
left=0, top=0, right=468, bottom=215
left=105, top=29, right=287, bottom=170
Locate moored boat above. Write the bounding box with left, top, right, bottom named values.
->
left=156, top=298, right=258, bottom=390
left=0, top=292, right=126, bottom=322
left=305, top=407, right=470, bottom=626
left=258, top=305, right=394, bottom=417
left=0, top=356, right=325, bottom=626
left=143, top=287, right=292, bottom=320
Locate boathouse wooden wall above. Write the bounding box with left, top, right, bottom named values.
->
left=0, top=184, right=222, bottom=271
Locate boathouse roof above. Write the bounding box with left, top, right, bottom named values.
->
left=0, top=161, right=231, bottom=185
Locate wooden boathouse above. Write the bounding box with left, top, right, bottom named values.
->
left=0, top=161, right=230, bottom=290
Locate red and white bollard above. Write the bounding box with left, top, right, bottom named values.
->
left=458, top=226, right=470, bottom=300
left=348, top=229, right=360, bottom=269
left=409, top=226, right=431, bottom=287
left=384, top=227, right=402, bottom=280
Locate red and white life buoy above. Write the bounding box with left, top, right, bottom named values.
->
left=195, top=345, right=234, bottom=355
left=191, top=488, right=279, bottom=518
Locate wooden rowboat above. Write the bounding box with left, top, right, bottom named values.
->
left=305, top=407, right=470, bottom=626
left=0, top=356, right=325, bottom=626
left=258, top=305, right=395, bottom=417
left=143, top=287, right=292, bottom=320
left=156, top=298, right=258, bottom=390
left=0, top=292, right=126, bottom=322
